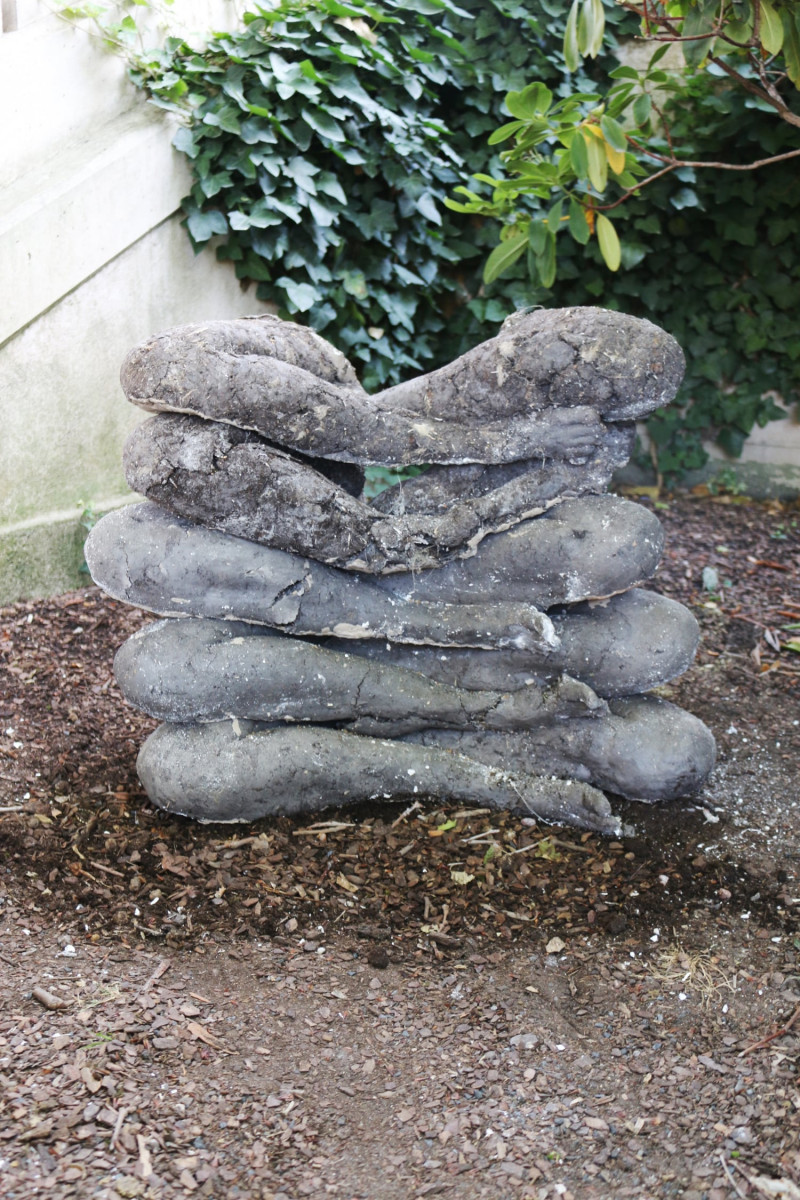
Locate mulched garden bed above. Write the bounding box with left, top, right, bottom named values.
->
left=0, top=490, right=798, bottom=1200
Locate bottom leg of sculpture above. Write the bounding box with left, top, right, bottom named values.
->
left=404, top=696, right=716, bottom=802
left=136, top=721, right=621, bottom=834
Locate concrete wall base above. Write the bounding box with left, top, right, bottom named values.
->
left=614, top=459, right=800, bottom=501
left=0, top=496, right=137, bottom=607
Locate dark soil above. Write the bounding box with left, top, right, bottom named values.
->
left=1, top=492, right=799, bottom=1200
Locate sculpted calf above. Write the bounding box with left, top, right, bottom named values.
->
left=136, top=720, right=622, bottom=834
left=114, top=617, right=607, bottom=731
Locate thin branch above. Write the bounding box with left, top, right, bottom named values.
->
left=648, top=94, right=676, bottom=156
left=738, top=1003, right=800, bottom=1055
left=590, top=142, right=800, bottom=215
left=593, top=163, right=679, bottom=212
left=628, top=139, right=800, bottom=172
left=707, top=52, right=800, bottom=127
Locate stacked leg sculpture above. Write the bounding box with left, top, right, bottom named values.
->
left=86, top=307, right=715, bottom=834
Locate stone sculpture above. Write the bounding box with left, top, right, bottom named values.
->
left=86, top=306, right=715, bottom=835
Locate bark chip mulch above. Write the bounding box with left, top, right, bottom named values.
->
left=0, top=492, right=798, bottom=1200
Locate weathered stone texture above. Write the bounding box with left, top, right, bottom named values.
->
left=88, top=306, right=713, bottom=830
left=121, top=307, right=684, bottom=465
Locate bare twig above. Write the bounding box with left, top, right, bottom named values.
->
left=110, top=1106, right=128, bottom=1150
left=391, top=801, right=422, bottom=828
left=719, top=1154, right=749, bottom=1200
left=32, top=986, right=71, bottom=1011
left=738, top=1004, right=800, bottom=1055
left=594, top=144, right=800, bottom=217
left=140, top=958, right=171, bottom=994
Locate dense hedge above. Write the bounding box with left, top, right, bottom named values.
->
left=129, top=0, right=798, bottom=477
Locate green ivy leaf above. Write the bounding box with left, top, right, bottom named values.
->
left=301, top=106, right=346, bottom=142
left=172, top=125, right=199, bottom=158
left=341, top=268, right=368, bottom=299
left=416, top=192, right=441, bottom=224
left=671, top=187, right=700, bottom=210
left=276, top=278, right=320, bottom=312
left=185, top=207, right=228, bottom=242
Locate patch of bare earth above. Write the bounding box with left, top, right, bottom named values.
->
left=1, top=493, right=798, bottom=1200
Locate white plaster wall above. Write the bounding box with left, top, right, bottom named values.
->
left=0, top=218, right=264, bottom=530
left=705, top=404, right=800, bottom=466
left=0, top=0, right=268, bottom=600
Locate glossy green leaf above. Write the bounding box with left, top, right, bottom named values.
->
left=600, top=114, right=626, bottom=153
left=569, top=130, right=589, bottom=177
left=682, top=0, right=718, bottom=67
left=759, top=0, right=783, bottom=55
left=785, top=12, right=800, bottom=85
left=609, top=65, right=640, bottom=81
left=547, top=198, right=564, bottom=234
left=568, top=198, right=590, bottom=244
left=535, top=232, right=557, bottom=288
left=577, top=0, right=604, bottom=58
left=483, top=231, right=528, bottom=284
left=596, top=213, right=620, bottom=271
left=647, top=43, right=670, bottom=68
left=563, top=0, right=580, bottom=71
left=506, top=82, right=553, bottom=120
left=488, top=119, right=526, bottom=145
left=632, top=92, right=652, bottom=125
left=585, top=132, right=607, bottom=193
left=528, top=220, right=549, bottom=254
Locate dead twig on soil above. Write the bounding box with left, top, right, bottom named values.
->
left=720, top=1154, right=750, bottom=1200
left=739, top=1004, right=800, bottom=1056
left=391, top=801, right=422, bottom=828
left=31, top=986, right=70, bottom=1010
left=110, top=1106, right=127, bottom=1150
